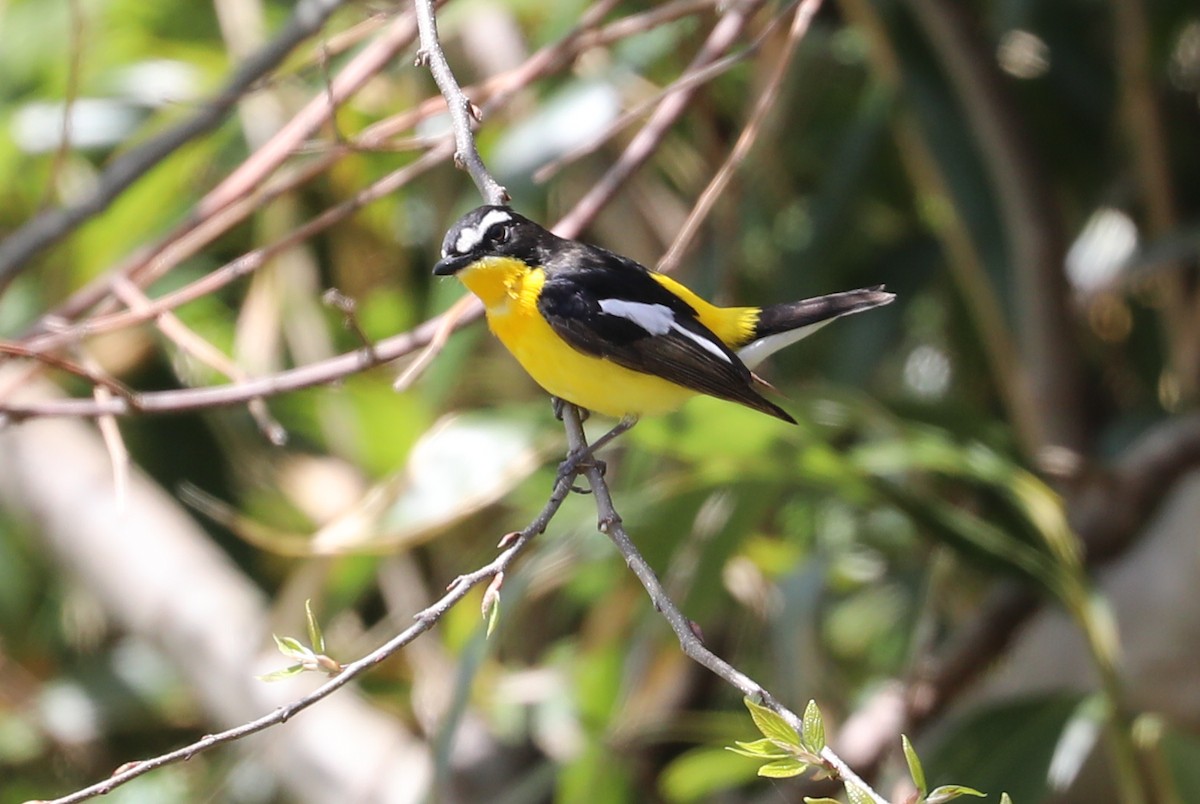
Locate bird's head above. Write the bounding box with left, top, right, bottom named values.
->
left=432, top=205, right=548, bottom=276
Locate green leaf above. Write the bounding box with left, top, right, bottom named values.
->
left=802, top=700, right=826, bottom=752
left=660, top=745, right=762, bottom=802
left=305, top=599, right=324, bottom=654
left=844, top=782, right=873, bottom=804
left=726, top=738, right=792, bottom=759
left=803, top=798, right=842, bottom=804
left=925, top=784, right=987, bottom=803
left=756, top=759, right=808, bottom=778
left=272, top=634, right=310, bottom=662
left=485, top=594, right=500, bottom=638
left=999, top=795, right=1013, bottom=804
left=257, top=664, right=304, bottom=682
left=744, top=698, right=801, bottom=749
left=902, top=734, right=926, bottom=796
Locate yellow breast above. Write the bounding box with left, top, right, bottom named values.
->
left=457, top=257, right=700, bottom=417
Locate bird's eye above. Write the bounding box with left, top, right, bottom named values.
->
left=492, top=225, right=510, bottom=244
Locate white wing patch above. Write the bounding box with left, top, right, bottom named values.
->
left=598, top=299, right=731, bottom=363
left=598, top=299, right=673, bottom=334
left=449, top=209, right=513, bottom=256
left=672, top=323, right=731, bottom=363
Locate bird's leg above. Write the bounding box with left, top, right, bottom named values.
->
left=551, top=396, right=590, bottom=423
left=555, top=414, right=638, bottom=494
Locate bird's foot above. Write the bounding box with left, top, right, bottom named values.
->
left=555, top=449, right=607, bottom=494
left=551, top=397, right=590, bottom=423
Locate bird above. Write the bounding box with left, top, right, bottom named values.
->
left=432, top=205, right=894, bottom=424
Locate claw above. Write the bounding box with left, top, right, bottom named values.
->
left=555, top=450, right=607, bottom=493
left=550, top=397, right=592, bottom=423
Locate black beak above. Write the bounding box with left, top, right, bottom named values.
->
left=432, top=253, right=472, bottom=276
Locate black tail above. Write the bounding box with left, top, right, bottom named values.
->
left=753, top=285, right=895, bottom=339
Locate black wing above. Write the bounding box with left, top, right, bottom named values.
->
left=536, top=254, right=795, bottom=423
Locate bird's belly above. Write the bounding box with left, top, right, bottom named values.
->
left=486, top=305, right=695, bottom=417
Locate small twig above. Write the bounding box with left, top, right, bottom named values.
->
left=0, top=0, right=348, bottom=293
left=23, top=142, right=455, bottom=355
left=321, top=288, right=376, bottom=353
left=658, top=0, right=822, bottom=272
left=0, top=341, right=135, bottom=402
left=113, top=278, right=286, bottom=445
left=39, top=461, right=587, bottom=804
left=413, top=0, right=509, bottom=205
left=392, top=292, right=474, bottom=392
left=71, top=350, right=132, bottom=515
left=0, top=296, right=484, bottom=421
left=556, top=0, right=766, bottom=237
left=559, top=404, right=888, bottom=804
left=536, top=0, right=794, bottom=186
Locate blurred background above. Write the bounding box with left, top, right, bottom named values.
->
left=1, top=0, right=1199, bottom=801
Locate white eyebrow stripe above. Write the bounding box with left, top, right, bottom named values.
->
left=452, top=209, right=513, bottom=255
left=597, top=298, right=731, bottom=363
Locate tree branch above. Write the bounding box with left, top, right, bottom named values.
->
left=0, top=0, right=347, bottom=292
left=35, top=463, right=573, bottom=804
left=414, top=0, right=509, bottom=206
left=658, top=0, right=822, bottom=272
left=556, top=0, right=766, bottom=236
left=560, top=404, right=889, bottom=804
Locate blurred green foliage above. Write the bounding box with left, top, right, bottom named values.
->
left=1, top=0, right=1199, bottom=802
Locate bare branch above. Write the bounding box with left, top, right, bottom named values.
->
left=659, top=0, right=823, bottom=272
left=22, top=142, right=455, bottom=356
left=535, top=0, right=793, bottom=187
left=561, top=404, right=889, bottom=804
left=0, top=0, right=348, bottom=292
left=38, top=464, right=583, bottom=804
left=1, top=294, right=482, bottom=422
left=36, top=6, right=424, bottom=329
left=557, top=0, right=766, bottom=237
left=413, top=0, right=509, bottom=205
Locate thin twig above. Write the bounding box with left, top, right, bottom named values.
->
left=22, top=142, right=455, bottom=355
left=112, top=278, right=286, bottom=445
left=0, top=0, right=348, bottom=292
left=536, top=0, right=793, bottom=186
left=556, top=0, right=766, bottom=237
left=560, top=404, right=889, bottom=804
left=413, top=0, right=509, bottom=205
left=658, top=0, right=821, bottom=272
left=0, top=294, right=482, bottom=421
left=36, top=5, right=423, bottom=329
left=0, top=342, right=135, bottom=401
left=392, top=292, right=475, bottom=392
left=93, top=388, right=130, bottom=515
left=38, top=470, right=581, bottom=804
